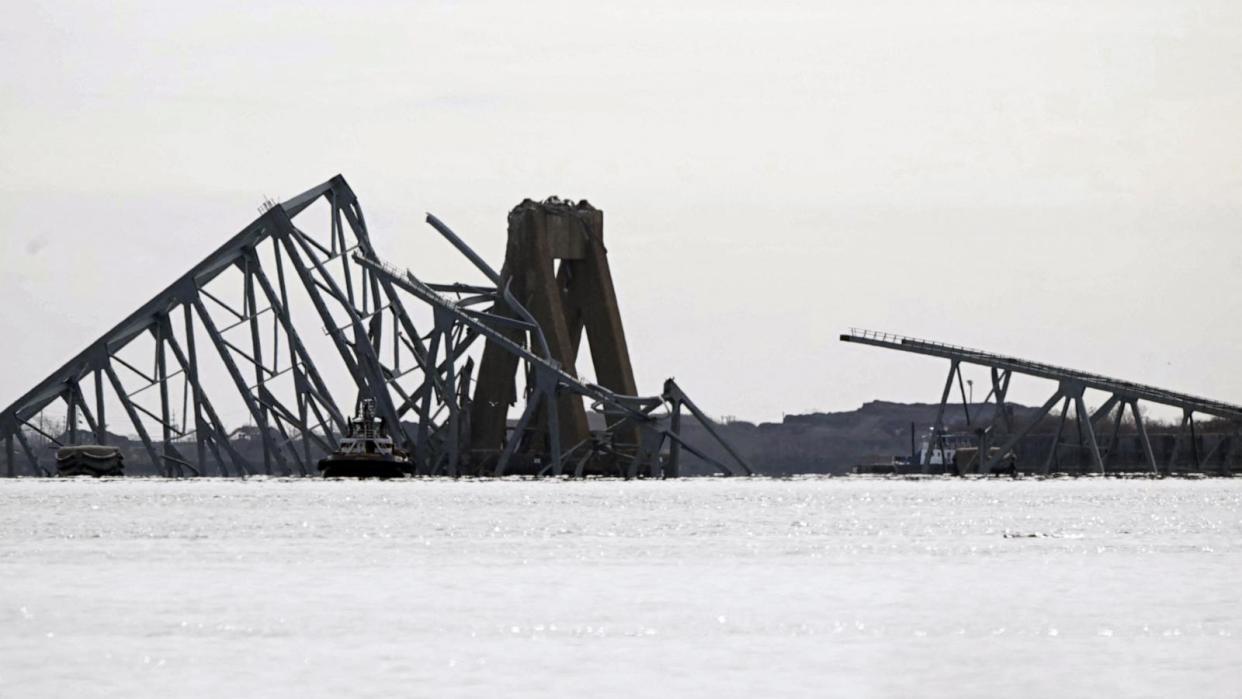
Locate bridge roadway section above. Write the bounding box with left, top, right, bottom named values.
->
left=841, top=329, right=1242, bottom=475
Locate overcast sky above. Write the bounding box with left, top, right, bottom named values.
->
left=2, top=0, right=1240, bottom=423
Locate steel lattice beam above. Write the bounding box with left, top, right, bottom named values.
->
left=842, top=328, right=1241, bottom=474
left=1, top=175, right=749, bottom=478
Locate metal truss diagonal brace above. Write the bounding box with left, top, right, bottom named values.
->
left=982, top=388, right=1066, bottom=473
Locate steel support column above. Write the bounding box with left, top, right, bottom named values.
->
left=181, top=306, right=209, bottom=475
left=1043, top=396, right=1071, bottom=475
left=667, top=400, right=683, bottom=478
left=1188, top=411, right=1201, bottom=469
left=103, top=362, right=163, bottom=475
left=67, top=392, right=78, bottom=445
left=162, top=326, right=247, bottom=476
left=1074, top=392, right=1105, bottom=475
left=153, top=321, right=182, bottom=477
left=94, top=368, right=106, bottom=444
left=242, top=260, right=275, bottom=475
left=1168, top=410, right=1190, bottom=474
left=69, top=383, right=100, bottom=442
left=1131, top=399, right=1158, bottom=473
left=14, top=428, right=45, bottom=476
left=192, top=295, right=284, bottom=475
left=990, top=368, right=1012, bottom=432
left=1104, top=400, right=1126, bottom=468
left=1223, top=431, right=1237, bottom=477
left=956, top=363, right=972, bottom=427
left=926, top=360, right=959, bottom=470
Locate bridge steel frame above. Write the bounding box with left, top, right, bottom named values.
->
left=0, top=176, right=749, bottom=479
left=355, top=253, right=750, bottom=478
left=0, top=177, right=375, bottom=478
left=841, top=329, right=1241, bottom=475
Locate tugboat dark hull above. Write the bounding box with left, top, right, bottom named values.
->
left=320, top=398, right=409, bottom=478
left=318, top=457, right=408, bottom=479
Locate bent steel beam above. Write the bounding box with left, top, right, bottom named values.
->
left=1, top=176, right=745, bottom=479
left=842, top=329, right=1242, bottom=422
left=843, top=328, right=1242, bottom=473
left=355, top=252, right=750, bottom=478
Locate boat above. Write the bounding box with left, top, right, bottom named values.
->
left=56, top=445, right=124, bottom=477
left=318, top=399, right=410, bottom=479
left=916, top=430, right=1017, bottom=475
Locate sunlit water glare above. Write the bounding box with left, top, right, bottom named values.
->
left=2, top=477, right=1239, bottom=697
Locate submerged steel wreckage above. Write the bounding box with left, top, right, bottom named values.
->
left=0, top=176, right=750, bottom=478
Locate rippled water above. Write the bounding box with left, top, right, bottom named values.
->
left=2, top=477, right=1239, bottom=697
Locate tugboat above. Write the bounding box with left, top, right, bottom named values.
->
left=318, top=399, right=411, bottom=479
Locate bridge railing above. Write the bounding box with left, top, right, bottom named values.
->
left=846, top=328, right=982, bottom=356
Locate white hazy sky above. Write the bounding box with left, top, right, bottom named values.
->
left=2, top=0, right=1240, bottom=423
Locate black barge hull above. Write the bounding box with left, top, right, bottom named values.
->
left=318, top=458, right=408, bottom=479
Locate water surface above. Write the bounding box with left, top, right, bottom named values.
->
left=2, top=477, right=1239, bottom=697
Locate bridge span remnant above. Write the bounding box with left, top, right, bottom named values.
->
left=842, top=329, right=1241, bottom=475
left=0, top=176, right=749, bottom=478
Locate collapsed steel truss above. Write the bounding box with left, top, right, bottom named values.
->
left=842, top=329, right=1242, bottom=475
left=0, top=175, right=750, bottom=478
